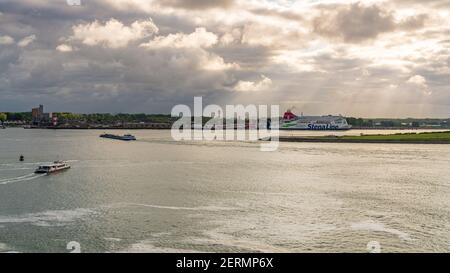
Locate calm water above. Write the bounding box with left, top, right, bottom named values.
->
left=0, top=128, right=450, bottom=253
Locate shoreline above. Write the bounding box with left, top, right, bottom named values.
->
left=272, top=137, right=450, bottom=144
left=10, top=126, right=450, bottom=130
left=22, top=126, right=171, bottom=130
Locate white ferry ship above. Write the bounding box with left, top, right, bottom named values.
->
left=280, top=110, right=352, bottom=130
left=35, top=161, right=71, bottom=174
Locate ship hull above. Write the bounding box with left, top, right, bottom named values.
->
left=280, top=123, right=352, bottom=131
left=279, top=127, right=352, bottom=131
left=35, top=166, right=70, bottom=174
left=100, top=134, right=136, bottom=141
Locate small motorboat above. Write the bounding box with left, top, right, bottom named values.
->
left=35, top=161, right=71, bottom=174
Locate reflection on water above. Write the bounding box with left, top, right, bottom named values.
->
left=0, top=128, right=450, bottom=253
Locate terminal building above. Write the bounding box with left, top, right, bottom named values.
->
left=31, top=105, right=57, bottom=126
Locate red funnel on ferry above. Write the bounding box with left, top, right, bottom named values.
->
left=283, top=110, right=297, bottom=121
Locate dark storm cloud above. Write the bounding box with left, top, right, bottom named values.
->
left=313, top=3, right=426, bottom=43
left=398, top=14, right=428, bottom=30
left=0, top=3, right=238, bottom=112
left=1, top=43, right=237, bottom=111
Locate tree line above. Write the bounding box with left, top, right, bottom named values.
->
left=0, top=112, right=173, bottom=123
left=1, top=111, right=449, bottom=127
left=54, top=113, right=173, bottom=124
left=346, top=117, right=449, bottom=128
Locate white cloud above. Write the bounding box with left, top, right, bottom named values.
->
left=199, top=51, right=238, bottom=71
left=139, top=27, right=235, bottom=71
left=140, top=28, right=218, bottom=49
left=56, top=44, right=73, bottom=52
left=407, top=75, right=427, bottom=87
left=70, top=18, right=159, bottom=48
left=407, top=75, right=431, bottom=95
left=0, top=35, right=14, bottom=45
left=219, top=29, right=241, bottom=45
left=234, top=75, right=272, bottom=92
left=18, top=35, right=36, bottom=47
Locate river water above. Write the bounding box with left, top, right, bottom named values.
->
left=0, top=128, right=449, bottom=253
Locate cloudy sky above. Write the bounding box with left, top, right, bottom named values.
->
left=0, top=0, right=449, bottom=117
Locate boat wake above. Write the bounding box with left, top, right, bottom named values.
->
left=351, top=220, right=412, bottom=241
left=0, top=208, right=95, bottom=227
left=0, top=162, right=50, bottom=167
left=0, top=167, right=34, bottom=172
left=0, top=173, right=46, bottom=185
left=108, top=202, right=237, bottom=212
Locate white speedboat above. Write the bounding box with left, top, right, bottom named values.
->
left=35, top=161, right=71, bottom=174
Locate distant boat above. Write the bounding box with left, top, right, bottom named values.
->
left=100, top=134, right=137, bottom=141
left=35, top=161, right=71, bottom=174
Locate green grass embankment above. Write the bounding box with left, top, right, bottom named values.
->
left=339, top=131, right=450, bottom=142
